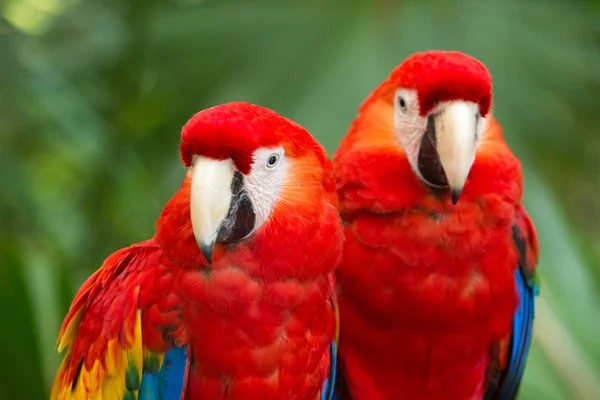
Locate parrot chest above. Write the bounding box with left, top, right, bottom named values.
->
left=337, top=206, right=519, bottom=400
left=340, top=203, right=519, bottom=330
left=177, top=264, right=336, bottom=400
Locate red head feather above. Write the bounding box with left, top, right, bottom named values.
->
left=373, top=51, right=492, bottom=117
left=180, top=102, right=331, bottom=182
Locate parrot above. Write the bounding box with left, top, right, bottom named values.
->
left=51, top=102, right=344, bottom=400
left=332, top=51, right=539, bottom=400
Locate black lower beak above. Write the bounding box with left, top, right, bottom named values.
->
left=217, top=189, right=255, bottom=243
left=417, top=115, right=449, bottom=188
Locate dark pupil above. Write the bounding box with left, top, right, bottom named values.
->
left=399, top=98, right=406, bottom=108
left=268, top=155, right=277, bottom=165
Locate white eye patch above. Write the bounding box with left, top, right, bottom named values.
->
left=244, top=147, right=288, bottom=229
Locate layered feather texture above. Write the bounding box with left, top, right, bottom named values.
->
left=51, top=241, right=189, bottom=400
left=332, top=52, right=539, bottom=400
left=52, top=102, right=344, bottom=400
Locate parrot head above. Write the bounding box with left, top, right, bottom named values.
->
left=178, top=102, right=335, bottom=264
left=369, top=51, right=493, bottom=204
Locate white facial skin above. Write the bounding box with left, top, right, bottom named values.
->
left=244, top=147, right=288, bottom=230
left=190, top=147, right=287, bottom=251
left=393, top=88, right=487, bottom=192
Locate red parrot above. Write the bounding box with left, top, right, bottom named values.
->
left=51, top=102, right=344, bottom=400
left=332, top=51, right=539, bottom=400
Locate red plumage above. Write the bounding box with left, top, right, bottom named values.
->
left=53, top=102, right=344, bottom=400
left=333, top=52, right=538, bottom=400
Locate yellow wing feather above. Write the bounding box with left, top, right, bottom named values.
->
left=52, top=309, right=144, bottom=400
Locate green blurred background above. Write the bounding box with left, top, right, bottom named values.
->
left=1, top=0, right=599, bottom=399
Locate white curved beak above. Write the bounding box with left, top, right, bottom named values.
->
left=189, top=156, right=235, bottom=263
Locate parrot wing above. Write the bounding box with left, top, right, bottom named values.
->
left=51, top=240, right=190, bottom=400
left=320, top=272, right=340, bottom=400
left=485, top=205, right=540, bottom=400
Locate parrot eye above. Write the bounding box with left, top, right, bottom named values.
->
left=266, top=153, right=280, bottom=169
left=397, top=96, right=407, bottom=111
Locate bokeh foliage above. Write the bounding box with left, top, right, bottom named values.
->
left=1, top=0, right=599, bottom=399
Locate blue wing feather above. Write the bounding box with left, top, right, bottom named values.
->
left=140, top=372, right=158, bottom=400
left=159, top=345, right=189, bottom=399
left=321, top=341, right=338, bottom=400
left=496, top=268, right=536, bottom=399
left=139, top=345, right=189, bottom=400
left=485, top=219, right=539, bottom=400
